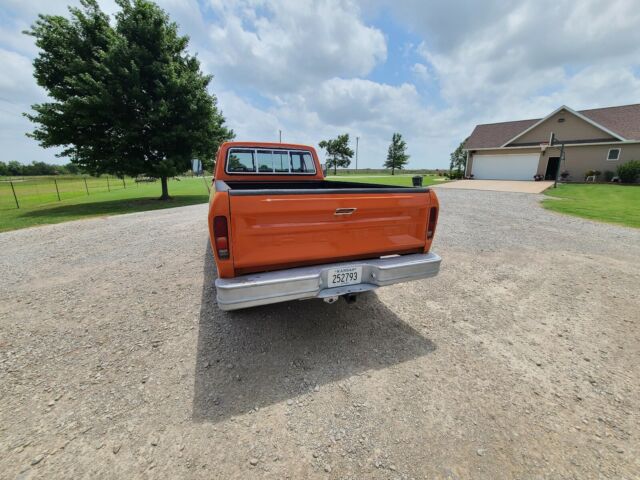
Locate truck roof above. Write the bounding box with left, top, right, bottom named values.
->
left=220, top=141, right=315, bottom=150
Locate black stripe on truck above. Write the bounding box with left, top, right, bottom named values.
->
left=227, top=187, right=430, bottom=196
left=214, top=179, right=430, bottom=196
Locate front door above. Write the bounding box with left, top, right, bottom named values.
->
left=545, top=157, right=560, bottom=180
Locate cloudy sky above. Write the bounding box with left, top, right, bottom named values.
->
left=1, top=0, right=640, bottom=169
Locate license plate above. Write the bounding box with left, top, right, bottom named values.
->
left=327, top=266, right=363, bottom=288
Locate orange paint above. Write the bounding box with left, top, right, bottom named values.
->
left=208, top=142, right=439, bottom=278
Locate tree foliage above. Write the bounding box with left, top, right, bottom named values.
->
left=319, top=134, right=354, bottom=175
left=384, top=132, right=409, bottom=175
left=617, top=160, right=640, bottom=183
left=25, top=0, right=233, bottom=199
left=449, top=139, right=467, bottom=179
left=0, top=160, right=82, bottom=176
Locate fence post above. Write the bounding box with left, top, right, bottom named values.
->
left=54, top=178, right=61, bottom=201
left=84, top=177, right=89, bottom=195
left=10, top=180, right=19, bottom=209
left=106, top=175, right=110, bottom=192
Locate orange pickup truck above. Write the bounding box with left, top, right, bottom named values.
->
left=208, top=141, right=441, bottom=310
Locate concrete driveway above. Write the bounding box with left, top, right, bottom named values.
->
left=1, top=190, right=638, bottom=478
left=435, top=179, right=553, bottom=193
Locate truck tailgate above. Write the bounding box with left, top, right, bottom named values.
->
left=228, top=190, right=431, bottom=272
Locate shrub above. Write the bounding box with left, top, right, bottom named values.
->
left=604, top=170, right=615, bottom=182
left=617, top=161, right=640, bottom=183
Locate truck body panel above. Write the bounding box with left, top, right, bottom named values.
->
left=227, top=188, right=430, bottom=274
left=208, top=141, right=441, bottom=309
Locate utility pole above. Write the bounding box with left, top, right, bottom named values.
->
left=355, top=136, right=359, bottom=171
left=279, top=130, right=282, bottom=143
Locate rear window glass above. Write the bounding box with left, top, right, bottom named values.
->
left=290, top=152, right=314, bottom=172
left=256, top=150, right=273, bottom=172
left=226, top=148, right=316, bottom=175
left=274, top=151, right=289, bottom=172
left=227, top=150, right=255, bottom=172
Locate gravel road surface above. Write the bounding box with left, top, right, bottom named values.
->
left=1, top=190, right=639, bottom=479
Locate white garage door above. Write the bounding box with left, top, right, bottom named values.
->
left=472, top=154, right=540, bottom=181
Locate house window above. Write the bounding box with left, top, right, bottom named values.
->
left=607, top=148, right=621, bottom=161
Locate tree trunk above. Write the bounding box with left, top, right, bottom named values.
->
left=334, top=163, right=337, bottom=175
left=391, top=165, right=395, bottom=175
left=159, top=176, right=170, bottom=200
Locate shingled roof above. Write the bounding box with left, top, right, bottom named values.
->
left=465, top=103, right=640, bottom=149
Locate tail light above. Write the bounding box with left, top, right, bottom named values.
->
left=213, top=216, right=230, bottom=259
left=426, top=206, right=438, bottom=239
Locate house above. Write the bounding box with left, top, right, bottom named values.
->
left=463, top=103, right=640, bottom=181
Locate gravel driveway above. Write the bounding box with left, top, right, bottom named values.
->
left=1, top=190, right=638, bottom=479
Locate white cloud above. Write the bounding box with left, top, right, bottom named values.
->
left=409, top=0, right=640, bottom=122
left=207, top=0, right=640, bottom=166
left=0, top=49, right=43, bottom=104
left=2, top=0, right=640, bottom=168
left=0, top=48, right=63, bottom=163
left=205, top=0, right=387, bottom=93
left=216, top=90, right=282, bottom=141
left=304, top=78, right=420, bottom=127
left=264, top=77, right=466, bottom=168
left=411, top=62, right=429, bottom=81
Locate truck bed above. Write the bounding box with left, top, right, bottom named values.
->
left=216, top=179, right=434, bottom=275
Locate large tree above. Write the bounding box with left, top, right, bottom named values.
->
left=25, top=0, right=233, bottom=199
left=319, top=134, right=354, bottom=175
left=449, top=138, right=468, bottom=179
left=384, top=132, right=409, bottom=175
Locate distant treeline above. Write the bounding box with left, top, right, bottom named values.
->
left=0, top=161, right=82, bottom=177
left=332, top=168, right=448, bottom=175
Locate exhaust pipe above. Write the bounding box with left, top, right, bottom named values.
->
left=323, top=296, right=339, bottom=304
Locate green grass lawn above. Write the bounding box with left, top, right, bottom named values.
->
left=0, top=177, right=211, bottom=232
left=542, top=184, right=640, bottom=228
left=327, top=174, right=445, bottom=187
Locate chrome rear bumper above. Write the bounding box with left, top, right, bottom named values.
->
left=215, top=252, right=441, bottom=311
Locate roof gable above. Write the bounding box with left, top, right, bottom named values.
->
left=502, top=105, right=625, bottom=147
left=465, top=119, right=538, bottom=149
left=465, top=103, right=640, bottom=150
left=581, top=104, right=640, bottom=141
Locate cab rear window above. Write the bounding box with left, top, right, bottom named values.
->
left=226, top=148, right=316, bottom=174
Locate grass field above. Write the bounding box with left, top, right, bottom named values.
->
left=0, top=174, right=445, bottom=232
left=1, top=175, right=166, bottom=209
left=327, top=174, right=445, bottom=187
left=542, top=184, right=640, bottom=228
left=0, top=177, right=211, bottom=232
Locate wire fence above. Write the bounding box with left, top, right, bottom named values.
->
left=0, top=175, right=144, bottom=210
